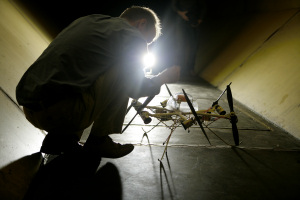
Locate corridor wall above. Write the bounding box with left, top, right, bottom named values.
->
left=195, top=1, right=300, bottom=139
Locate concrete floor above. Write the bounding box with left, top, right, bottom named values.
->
left=3, top=78, right=300, bottom=200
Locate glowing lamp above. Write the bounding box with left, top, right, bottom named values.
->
left=143, top=52, right=156, bottom=68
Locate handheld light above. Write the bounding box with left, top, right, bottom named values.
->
left=143, top=52, right=155, bottom=75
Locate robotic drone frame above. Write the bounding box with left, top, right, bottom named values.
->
left=122, top=83, right=239, bottom=160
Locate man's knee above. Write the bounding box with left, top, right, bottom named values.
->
left=23, top=94, right=95, bottom=133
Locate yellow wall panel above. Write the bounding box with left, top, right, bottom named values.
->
left=198, top=9, right=300, bottom=138
left=0, top=0, right=51, bottom=101
left=200, top=10, right=298, bottom=86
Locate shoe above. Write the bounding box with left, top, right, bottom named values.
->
left=40, top=133, right=83, bottom=155
left=83, top=135, right=134, bottom=159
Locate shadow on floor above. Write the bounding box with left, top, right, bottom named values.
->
left=23, top=153, right=122, bottom=200
left=0, top=153, right=43, bottom=200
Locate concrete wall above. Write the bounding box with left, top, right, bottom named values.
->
left=0, top=0, right=49, bottom=199
left=195, top=2, right=300, bottom=139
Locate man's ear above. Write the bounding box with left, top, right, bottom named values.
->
left=136, top=18, right=147, bottom=31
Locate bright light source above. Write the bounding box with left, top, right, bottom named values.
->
left=143, top=52, right=156, bottom=68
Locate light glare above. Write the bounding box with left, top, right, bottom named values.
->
left=143, top=53, right=155, bottom=68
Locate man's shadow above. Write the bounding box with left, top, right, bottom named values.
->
left=23, top=152, right=122, bottom=200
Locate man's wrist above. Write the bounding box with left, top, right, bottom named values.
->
left=151, top=74, right=166, bottom=86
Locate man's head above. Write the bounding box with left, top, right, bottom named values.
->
left=120, top=6, right=162, bottom=44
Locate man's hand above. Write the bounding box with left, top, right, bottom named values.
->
left=158, top=65, right=181, bottom=84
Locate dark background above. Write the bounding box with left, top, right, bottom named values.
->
left=19, top=0, right=248, bottom=74
left=20, top=0, right=171, bottom=32
left=20, top=0, right=178, bottom=72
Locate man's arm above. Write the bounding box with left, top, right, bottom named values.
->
left=125, top=65, right=181, bottom=99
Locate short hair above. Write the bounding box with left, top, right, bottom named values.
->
left=120, top=6, right=162, bottom=43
